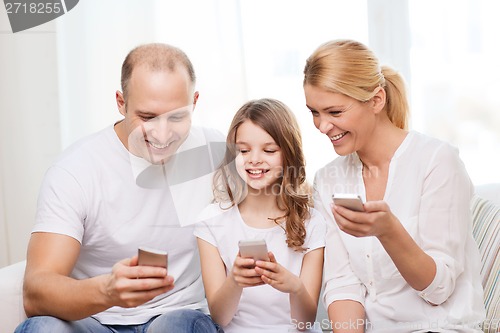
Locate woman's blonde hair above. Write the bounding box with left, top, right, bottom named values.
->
left=303, top=39, right=409, bottom=129
left=214, top=98, right=310, bottom=250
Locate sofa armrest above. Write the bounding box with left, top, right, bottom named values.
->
left=0, top=261, right=27, bottom=331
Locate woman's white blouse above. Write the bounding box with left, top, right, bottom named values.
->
left=315, top=131, right=485, bottom=332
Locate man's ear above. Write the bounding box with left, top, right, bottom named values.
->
left=371, top=87, right=386, bottom=114
left=116, top=91, right=126, bottom=116
left=192, top=91, right=200, bottom=112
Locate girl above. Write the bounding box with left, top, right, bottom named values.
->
left=303, top=39, right=485, bottom=332
left=194, top=98, right=326, bottom=333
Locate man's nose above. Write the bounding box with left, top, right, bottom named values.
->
left=149, top=117, right=171, bottom=143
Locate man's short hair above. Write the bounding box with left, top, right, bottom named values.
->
left=121, top=43, right=196, bottom=100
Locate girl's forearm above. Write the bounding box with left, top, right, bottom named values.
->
left=207, top=273, right=243, bottom=327
left=290, top=281, right=318, bottom=327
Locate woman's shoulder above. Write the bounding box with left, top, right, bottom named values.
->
left=406, top=131, right=461, bottom=163
left=408, top=131, right=457, bottom=152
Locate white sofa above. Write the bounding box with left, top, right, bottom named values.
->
left=1, top=184, right=499, bottom=333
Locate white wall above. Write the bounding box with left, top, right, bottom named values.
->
left=0, top=12, right=61, bottom=266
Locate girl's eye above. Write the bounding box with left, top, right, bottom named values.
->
left=264, top=150, right=276, bottom=154
left=239, top=149, right=249, bottom=154
left=140, top=116, right=155, bottom=121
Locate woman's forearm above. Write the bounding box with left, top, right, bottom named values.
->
left=378, top=221, right=436, bottom=291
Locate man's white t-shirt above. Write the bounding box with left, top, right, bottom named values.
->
left=33, top=124, right=224, bottom=325
left=194, top=204, right=326, bottom=333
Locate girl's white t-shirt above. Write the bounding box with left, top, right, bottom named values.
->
left=194, top=204, right=326, bottom=333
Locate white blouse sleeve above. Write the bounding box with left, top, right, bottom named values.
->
left=415, top=143, right=474, bottom=305
left=313, top=174, right=366, bottom=308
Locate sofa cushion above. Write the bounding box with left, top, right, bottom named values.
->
left=471, top=196, right=500, bottom=333
left=0, top=260, right=27, bottom=332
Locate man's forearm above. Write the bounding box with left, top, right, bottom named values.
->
left=24, top=272, right=111, bottom=320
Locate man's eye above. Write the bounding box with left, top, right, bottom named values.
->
left=169, top=116, right=185, bottom=122
left=310, top=110, right=319, bottom=117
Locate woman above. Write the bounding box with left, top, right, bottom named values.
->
left=303, top=39, right=485, bottom=332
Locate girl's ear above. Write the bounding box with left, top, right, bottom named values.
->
left=371, top=87, right=386, bottom=114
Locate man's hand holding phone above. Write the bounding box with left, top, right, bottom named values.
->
left=101, top=248, right=174, bottom=309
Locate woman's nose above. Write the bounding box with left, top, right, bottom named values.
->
left=318, top=116, right=334, bottom=134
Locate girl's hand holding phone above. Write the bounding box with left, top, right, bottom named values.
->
left=230, top=254, right=265, bottom=288
left=254, top=252, right=302, bottom=294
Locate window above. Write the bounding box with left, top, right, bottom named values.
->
left=408, top=0, right=500, bottom=184
left=237, top=0, right=368, bottom=178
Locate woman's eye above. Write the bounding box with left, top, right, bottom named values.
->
left=310, top=110, right=319, bottom=117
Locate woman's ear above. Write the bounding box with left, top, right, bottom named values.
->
left=371, top=86, right=386, bottom=114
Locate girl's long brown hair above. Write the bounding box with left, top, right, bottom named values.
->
left=213, top=98, right=310, bottom=251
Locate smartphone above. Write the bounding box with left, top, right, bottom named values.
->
left=238, top=239, right=269, bottom=261
left=137, top=247, right=168, bottom=268
left=332, top=193, right=365, bottom=212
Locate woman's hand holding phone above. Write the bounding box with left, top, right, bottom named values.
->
left=332, top=197, right=399, bottom=239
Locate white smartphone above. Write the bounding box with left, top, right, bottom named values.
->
left=332, top=193, right=365, bottom=212
left=238, top=239, right=269, bottom=261
left=138, top=247, right=168, bottom=268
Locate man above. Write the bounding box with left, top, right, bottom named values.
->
left=15, top=43, right=224, bottom=333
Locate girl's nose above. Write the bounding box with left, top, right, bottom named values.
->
left=248, top=150, right=262, bottom=164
